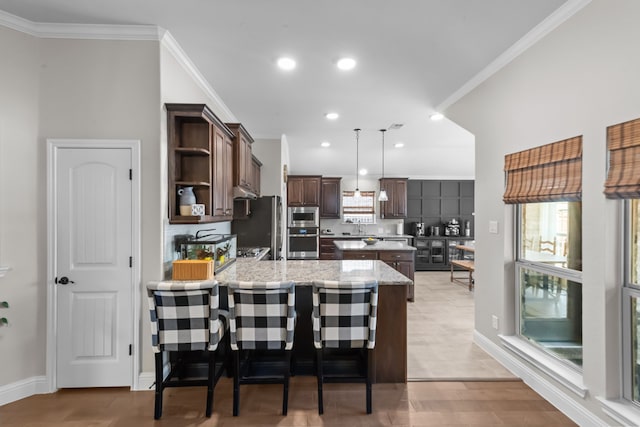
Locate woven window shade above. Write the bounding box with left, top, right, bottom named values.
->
left=604, top=117, right=640, bottom=199
left=503, top=136, right=582, bottom=204
left=343, top=191, right=375, bottom=214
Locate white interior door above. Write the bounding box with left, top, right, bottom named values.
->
left=55, top=147, right=132, bottom=388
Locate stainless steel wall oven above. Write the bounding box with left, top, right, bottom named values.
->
left=287, top=226, right=319, bottom=259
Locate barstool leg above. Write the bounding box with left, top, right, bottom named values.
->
left=316, top=349, right=324, bottom=415
left=154, top=352, right=163, bottom=419
left=205, top=351, right=216, bottom=417
left=366, top=350, right=372, bottom=414
left=283, top=350, right=291, bottom=415
left=233, top=350, right=240, bottom=416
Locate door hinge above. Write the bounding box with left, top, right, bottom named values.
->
left=129, top=256, right=133, bottom=268
left=129, top=344, right=132, bottom=356
left=129, top=169, right=132, bottom=180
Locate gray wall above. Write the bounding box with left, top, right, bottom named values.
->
left=446, top=0, right=638, bottom=422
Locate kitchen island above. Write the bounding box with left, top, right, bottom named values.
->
left=215, top=258, right=410, bottom=383
left=333, top=239, right=416, bottom=301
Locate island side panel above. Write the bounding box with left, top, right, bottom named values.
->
left=372, top=283, right=408, bottom=383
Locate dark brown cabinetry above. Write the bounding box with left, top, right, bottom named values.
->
left=379, top=178, right=408, bottom=219
left=212, top=125, right=234, bottom=220
left=166, top=103, right=234, bottom=224
left=336, top=247, right=415, bottom=301
left=319, top=237, right=337, bottom=260
left=227, top=123, right=255, bottom=194
left=320, top=177, right=341, bottom=218
left=287, top=175, right=321, bottom=206
left=251, top=155, right=262, bottom=197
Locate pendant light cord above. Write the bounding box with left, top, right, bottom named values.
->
left=380, top=129, right=386, bottom=179
left=354, top=128, right=361, bottom=191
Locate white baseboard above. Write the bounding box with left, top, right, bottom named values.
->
left=0, top=376, right=49, bottom=406
left=136, top=372, right=155, bottom=391
left=473, top=331, right=608, bottom=427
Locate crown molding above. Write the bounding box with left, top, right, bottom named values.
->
left=160, top=31, right=237, bottom=121
left=438, top=0, right=592, bottom=112
left=0, top=9, right=162, bottom=40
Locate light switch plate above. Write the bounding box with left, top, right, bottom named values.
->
left=489, top=220, right=499, bottom=234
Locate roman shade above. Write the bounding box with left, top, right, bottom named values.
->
left=503, top=136, right=582, bottom=204
left=604, top=117, right=640, bottom=199
left=342, top=191, right=375, bottom=215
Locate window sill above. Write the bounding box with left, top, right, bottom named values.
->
left=0, top=267, right=9, bottom=278
left=500, top=335, right=587, bottom=398
left=598, top=397, right=640, bottom=426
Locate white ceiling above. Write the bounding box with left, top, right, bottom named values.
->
left=0, top=0, right=570, bottom=178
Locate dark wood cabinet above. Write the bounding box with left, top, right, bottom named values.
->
left=320, top=177, right=341, bottom=218
left=287, top=175, right=321, bottom=206
left=341, top=250, right=378, bottom=260
left=212, top=124, right=235, bottom=220
left=379, top=178, right=408, bottom=219
left=251, top=155, right=262, bottom=196
left=166, top=103, right=234, bottom=224
left=227, top=123, right=254, bottom=192
left=319, top=237, right=338, bottom=260
left=379, top=251, right=415, bottom=300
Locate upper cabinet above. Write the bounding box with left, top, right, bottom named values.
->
left=379, top=178, right=408, bottom=219
left=166, top=103, right=235, bottom=224
left=287, top=175, right=321, bottom=206
left=227, top=123, right=256, bottom=195
left=320, top=177, right=341, bottom=218
left=251, top=155, right=262, bottom=197
left=212, top=125, right=234, bottom=220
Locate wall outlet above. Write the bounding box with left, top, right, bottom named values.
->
left=491, top=315, right=499, bottom=330
left=489, top=220, right=499, bottom=234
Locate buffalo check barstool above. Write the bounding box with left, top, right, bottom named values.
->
left=227, top=280, right=296, bottom=416
left=146, top=280, right=228, bottom=419
left=312, top=279, right=378, bottom=415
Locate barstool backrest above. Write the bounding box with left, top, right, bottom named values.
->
left=227, top=281, right=296, bottom=351
left=147, top=280, right=222, bottom=352
left=312, top=280, right=378, bottom=349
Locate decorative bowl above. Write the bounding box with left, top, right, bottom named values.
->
left=362, top=237, right=379, bottom=246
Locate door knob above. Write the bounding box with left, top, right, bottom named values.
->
left=55, top=276, right=75, bottom=285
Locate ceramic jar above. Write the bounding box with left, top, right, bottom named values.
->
left=178, top=187, right=196, bottom=215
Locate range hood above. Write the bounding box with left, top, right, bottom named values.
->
left=233, top=186, right=257, bottom=200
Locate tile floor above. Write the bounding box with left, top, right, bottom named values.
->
left=407, top=271, right=516, bottom=380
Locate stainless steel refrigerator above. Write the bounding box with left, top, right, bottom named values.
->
left=231, top=195, right=282, bottom=260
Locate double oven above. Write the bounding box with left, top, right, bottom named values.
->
left=287, top=206, right=319, bottom=259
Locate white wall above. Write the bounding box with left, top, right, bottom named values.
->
left=252, top=138, right=282, bottom=197
left=446, top=1, right=639, bottom=423
left=0, top=26, right=42, bottom=387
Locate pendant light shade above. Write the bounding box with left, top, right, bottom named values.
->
left=378, top=129, right=388, bottom=201
left=354, top=128, right=361, bottom=198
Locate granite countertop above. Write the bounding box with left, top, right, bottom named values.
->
left=214, top=259, right=412, bottom=286
left=333, top=240, right=417, bottom=251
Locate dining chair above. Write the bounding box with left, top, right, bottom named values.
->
left=539, top=236, right=557, bottom=254
left=146, top=280, right=228, bottom=419
left=226, top=280, right=296, bottom=416
left=311, top=279, right=378, bottom=415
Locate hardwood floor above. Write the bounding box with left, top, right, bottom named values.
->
left=408, top=272, right=515, bottom=380
left=0, top=376, right=576, bottom=426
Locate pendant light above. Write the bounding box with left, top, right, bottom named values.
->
left=378, top=129, right=389, bottom=202
left=354, top=128, right=361, bottom=198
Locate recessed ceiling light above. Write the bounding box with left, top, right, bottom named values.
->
left=337, top=57, right=356, bottom=71
left=321, top=141, right=331, bottom=147
left=394, top=142, right=404, bottom=148
left=430, top=113, right=444, bottom=121
left=277, top=57, right=296, bottom=71
left=325, top=112, right=339, bottom=120
left=359, top=168, right=368, bottom=176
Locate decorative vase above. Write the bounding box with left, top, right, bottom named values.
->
left=178, top=187, right=196, bottom=215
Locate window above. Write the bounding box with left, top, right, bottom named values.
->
left=608, top=117, right=640, bottom=404
left=517, top=202, right=583, bottom=368
left=505, top=136, right=583, bottom=370
left=342, top=191, right=375, bottom=224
